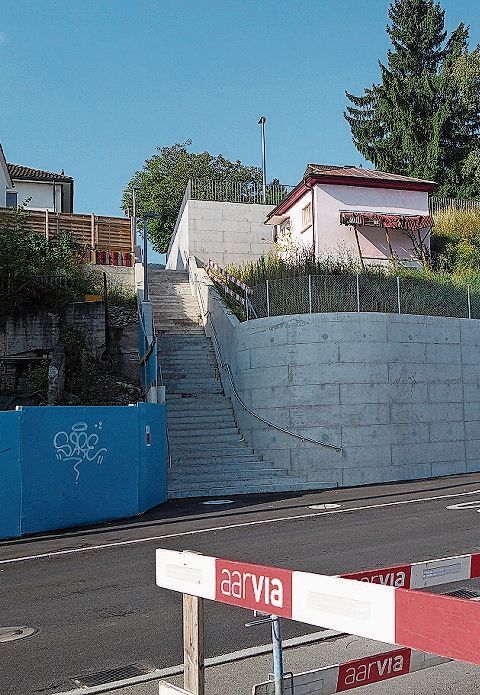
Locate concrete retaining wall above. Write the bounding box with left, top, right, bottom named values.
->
left=167, top=199, right=275, bottom=269
left=190, top=260, right=480, bottom=487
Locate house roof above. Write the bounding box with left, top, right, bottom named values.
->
left=304, top=164, right=437, bottom=187
left=7, top=163, right=73, bottom=183
left=265, top=164, right=437, bottom=223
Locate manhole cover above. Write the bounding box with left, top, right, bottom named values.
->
left=72, top=664, right=152, bottom=687
left=0, top=626, right=37, bottom=643
left=202, top=500, right=234, bottom=506
left=308, top=503, right=342, bottom=510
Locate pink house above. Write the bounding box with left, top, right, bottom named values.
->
left=265, top=165, right=437, bottom=267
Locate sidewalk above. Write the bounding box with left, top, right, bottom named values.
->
left=60, top=633, right=480, bottom=695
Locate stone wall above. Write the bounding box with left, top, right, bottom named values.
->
left=190, top=261, right=480, bottom=487
left=0, top=303, right=105, bottom=395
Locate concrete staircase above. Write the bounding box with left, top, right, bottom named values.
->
left=150, top=269, right=326, bottom=499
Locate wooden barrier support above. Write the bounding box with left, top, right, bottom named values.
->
left=183, top=594, right=205, bottom=695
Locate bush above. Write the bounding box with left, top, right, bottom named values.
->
left=0, top=207, right=93, bottom=314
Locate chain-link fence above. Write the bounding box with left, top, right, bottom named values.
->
left=249, top=274, right=480, bottom=320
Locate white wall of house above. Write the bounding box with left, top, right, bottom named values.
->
left=313, top=184, right=430, bottom=262
left=13, top=181, right=62, bottom=212
left=279, top=190, right=314, bottom=250
left=0, top=168, right=7, bottom=207
left=166, top=199, right=275, bottom=270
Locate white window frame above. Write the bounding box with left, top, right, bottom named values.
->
left=302, top=202, right=312, bottom=230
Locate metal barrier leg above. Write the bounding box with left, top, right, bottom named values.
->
left=271, top=616, right=285, bottom=695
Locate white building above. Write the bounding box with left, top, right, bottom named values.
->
left=265, top=164, right=437, bottom=267
left=0, top=142, right=73, bottom=212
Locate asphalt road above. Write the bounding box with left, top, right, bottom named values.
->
left=2, top=473, right=480, bottom=695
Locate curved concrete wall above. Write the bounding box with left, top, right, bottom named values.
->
left=191, top=263, right=480, bottom=488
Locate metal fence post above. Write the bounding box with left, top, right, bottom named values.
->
left=245, top=288, right=249, bottom=321
left=468, top=285, right=472, bottom=319
left=308, top=274, right=312, bottom=313
left=397, top=276, right=401, bottom=314
left=356, top=273, right=360, bottom=312
left=266, top=279, right=270, bottom=317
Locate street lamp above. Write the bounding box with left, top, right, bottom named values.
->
left=258, top=116, right=267, bottom=203
left=141, top=212, right=161, bottom=301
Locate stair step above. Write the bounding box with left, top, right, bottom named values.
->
left=168, top=481, right=336, bottom=499
left=171, top=446, right=256, bottom=456
left=169, top=457, right=265, bottom=467
left=169, top=470, right=288, bottom=483
left=172, top=435, right=243, bottom=447
left=168, top=419, right=235, bottom=430
left=170, top=426, right=239, bottom=438
left=168, top=415, right=234, bottom=426
left=168, top=385, right=222, bottom=394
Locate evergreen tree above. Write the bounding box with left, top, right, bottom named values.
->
left=344, top=0, right=480, bottom=196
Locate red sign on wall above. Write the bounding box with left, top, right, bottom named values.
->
left=215, top=559, right=293, bottom=618
left=342, top=564, right=411, bottom=588
left=336, top=648, right=411, bottom=691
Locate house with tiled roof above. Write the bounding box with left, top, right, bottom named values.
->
left=0, top=142, right=73, bottom=212
left=265, top=164, right=437, bottom=267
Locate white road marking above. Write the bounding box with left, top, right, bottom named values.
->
left=2, top=486, right=480, bottom=566
left=446, top=500, right=480, bottom=512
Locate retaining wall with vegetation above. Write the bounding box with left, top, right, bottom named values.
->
left=190, top=259, right=480, bottom=488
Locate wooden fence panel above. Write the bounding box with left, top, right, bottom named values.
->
left=0, top=207, right=133, bottom=252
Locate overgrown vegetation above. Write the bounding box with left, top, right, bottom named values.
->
left=222, top=209, right=480, bottom=321
left=0, top=207, right=92, bottom=315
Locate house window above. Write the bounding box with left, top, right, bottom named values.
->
left=302, top=202, right=312, bottom=228
left=280, top=217, right=291, bottom=234
left=6, top=191, right=17, bottom=208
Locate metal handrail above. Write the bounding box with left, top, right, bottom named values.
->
left=190, top=266, right=342, bottom=452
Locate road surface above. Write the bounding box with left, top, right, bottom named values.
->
left=2, top=473, right=480, bottom=694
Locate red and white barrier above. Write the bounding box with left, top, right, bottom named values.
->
left=156, top=548, right=480, bottom=666
left=341, top=551, right=480, bottom=589
left=252, top=647, right=448, bottom=694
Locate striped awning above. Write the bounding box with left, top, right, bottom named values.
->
left=340, top=210, right=433, bottom=232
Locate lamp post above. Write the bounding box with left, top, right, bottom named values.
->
left=258, top=116, right=267, bottom=203
left=132, top=186, right=139, bottom=254
left=141, top=212, right=161, bottom=301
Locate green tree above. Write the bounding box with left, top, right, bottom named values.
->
left=122, top=140, right=268, bottom=252
left=344, top=0, right=480, bottom=196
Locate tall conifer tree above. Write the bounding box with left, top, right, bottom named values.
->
left=344, top=0, right=480, bottom=196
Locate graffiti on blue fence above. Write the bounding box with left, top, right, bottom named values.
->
left=53, top=421, right=108, bottom=483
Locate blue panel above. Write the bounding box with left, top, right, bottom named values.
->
left=137, top=402, right=167, bottom=512
left=0, top=411, right=22, bottom=539
left=20, top=406, right=139, bottom=533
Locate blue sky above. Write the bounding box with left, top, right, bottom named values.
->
left=1, top=0, right=479, bottom=220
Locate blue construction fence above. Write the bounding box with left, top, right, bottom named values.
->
left=0, top=402, right=167, bottom=540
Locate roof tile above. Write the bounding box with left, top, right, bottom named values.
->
left=7, top=163, right=73, bottom=182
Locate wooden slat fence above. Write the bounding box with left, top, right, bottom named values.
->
left=0, top=207, right=134, bottom=253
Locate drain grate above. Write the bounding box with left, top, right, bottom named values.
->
left=72, top=664, right=152, bottom=687
left=445, top=588, right=480, bottom=600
